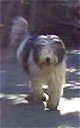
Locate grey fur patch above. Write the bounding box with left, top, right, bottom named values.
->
left=20, top=36, right=37, bottom=71
left=51, top=42, right=66, bottom=64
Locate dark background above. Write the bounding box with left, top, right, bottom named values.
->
left=0, top=0, right=80, bottom=48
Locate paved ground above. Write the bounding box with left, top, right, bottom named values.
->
left=0, top=46, right=80, bottom=128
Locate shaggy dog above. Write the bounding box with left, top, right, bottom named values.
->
left=11, top=17, right=66, bottom=110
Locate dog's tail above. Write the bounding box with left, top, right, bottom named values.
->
left=10, top=16, right=30, bottom=49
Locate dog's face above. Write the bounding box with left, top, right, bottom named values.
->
left=33, top=35, right=66, bottom=67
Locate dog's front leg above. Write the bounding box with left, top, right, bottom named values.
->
left=47, top=78, right=63, bottom=110
left=32, top=79, right=46, bottom=101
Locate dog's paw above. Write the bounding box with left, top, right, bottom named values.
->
left=46, top=100, right=58, bottom=110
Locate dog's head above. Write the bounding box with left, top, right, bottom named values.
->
left=33, top=35, right=66, bottom=67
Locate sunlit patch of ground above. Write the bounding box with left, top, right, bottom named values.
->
left=68, top=50, right=80, bottom=55
left=0, top=70, right=7, bottom=74
left=0, top=93, right=29, bottom=104
left=58, top=97, right=80, bottom=115
left=66, top=67, right=80, bottom=73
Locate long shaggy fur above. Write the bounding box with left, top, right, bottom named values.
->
left=10, top=16, right=66, bottom=110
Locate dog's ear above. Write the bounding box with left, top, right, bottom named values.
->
left=17, top=37, right=33, bottom=71
left=10, top=16, right=30, bottom=49
left=54, top=41, right=66, bottom=64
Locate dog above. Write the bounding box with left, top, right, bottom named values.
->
left=10, top=16, right=66, bottom=110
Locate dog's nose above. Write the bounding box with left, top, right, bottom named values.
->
left=46, top=57, right=51, bottom=64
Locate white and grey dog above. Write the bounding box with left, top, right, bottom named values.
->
left=11, top=17, right=66, bottom=110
